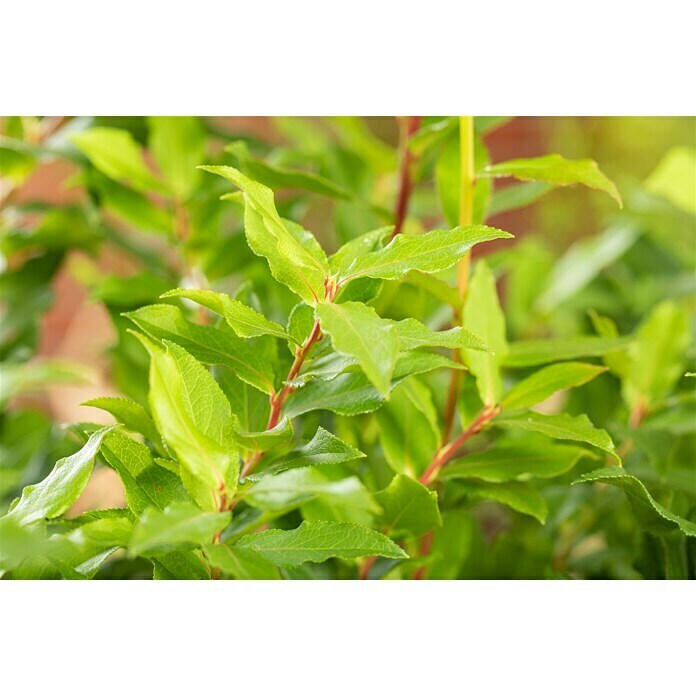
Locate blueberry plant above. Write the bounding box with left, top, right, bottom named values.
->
left=1, top=116, right=694, bottom=579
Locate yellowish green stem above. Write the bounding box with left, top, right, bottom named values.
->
left=456, top=116, right=475, bottom=299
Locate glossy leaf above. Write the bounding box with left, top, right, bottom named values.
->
left=236, top=520, right=407, bottom=567
left=376, top=474, right=442, bottom=537
left=136, top=335, right=239, bottom=511
left=203, top=543, right=281, bottom=579
left=392, top=318, right=489, bottom=353
left=336, top=226, right=512, bottom=282
left=162, top=288, right=290, bottom=341
left=82, top=396, right=163, bottom=451
left=200, top=165, right=329, bottom=304
left=317, top=301, right=399, bottom=396
left=5, top=425, right=118, bottom=526
left=126, top=303, right=276, bottom=394
left=130, top=502, right=231, bottom=555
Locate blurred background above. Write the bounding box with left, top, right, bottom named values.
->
left=1, top=115, right=694, bottom=520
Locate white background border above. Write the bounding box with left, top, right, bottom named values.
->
left=1, top=2, right=694, bottom=693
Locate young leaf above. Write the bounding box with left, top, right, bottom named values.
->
left=202, top=543, right=280, bottom=579
left=257, top=427, right=365, bottom=477
left=234, top=417, right=294, bottom=452
left=135, top=335, right=239, bottom=511
left=502, top=362, right=608, bottom=410
left=328, top=226, right=391, bottom=273
left=235, top=520, right=407, bottom=567
left=129, top=502, right=231, bottom=556
left=126, top=303, right=276, bottom=394
left=147, top=116, right=205, bottom=199
left=82, top=396, right=164, bottom=451
left=336, top=226, right=512, bottom=282
left=376, top=474, right=442, bottom=537
left=573, top=468, right=696, bottom=537
left=494, top=411, right=619, bottom=462
left=243, top=468, right=379, bottom=520
left=458, top=480, right=548, bottom=524
left=392, top=317, right=489, bottom=353
left=503, top=336, right=634, bottom=368
left=441, top=439, right=589, bottom=483
left=71, top=127, right=166, bottom=194
left=162, top=288, right=290, bottom=341
left=463, top=261, right=507, bottom=406
left=99, top=431, right=188, bottom=515
left=316, top=301, right=399, bottom=397
left=284, top=351, right=463, bottom=417
left=5, top=425, right=119, bottom=526
left=200, top=165, right=329, bottom=304
left=481, top=154, right=622, bottom=206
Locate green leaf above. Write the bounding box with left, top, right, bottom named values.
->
left=377, top=380, right=440, bottom=477
left=336, top=226, right=512, bottom=282
left=236, top=520, right=407, bottom=567
left=256, top=427, right=365, bottom=478
left=99, top=431, right=188, bottom=515
left=200, top=165, right=329, bottom=304
left=316, top=301, right=399, bottom=396
left=147, top=116, right=205, bottom=199
left=203, top=543, right=280, bottom=579
left=329, top=226, right=391, bottom=273
left=392, top=318, right=489, bottom=353
left=225, top=140, right=380, bottom=212
left=5, top=425, right=119, bottom=526
left=135, top=335, right=239, bottom=511
left=463, top=260, right=507, bottom=406
left=71, top=127, right=166, bottom=194
left=152, top=550, right=211, bottom=580
left=162, top=288, right=290, bottom=341
left=376, top=474, right=442, bottom=537
left=622, top=301, right=690, bottom=411
left=481, top=154, right=622, bottom=206
left=536, top=224, right=639, bottom=312
left=403, top=270, right=461, bottom=307
left=494, top=411, right=619, bottom=462
left=284, top=351, right=462, bottom=417
left=82, top=396, right=164, bottom=451
left=573, top=468, right=696, bottom=537
left=234, top=417, right=293, bottom=452
left=130, top=502, right=231, bottom=556
left=126, top=303, right=276, bottom=394
left=243, top=468, right=378, bottom=520
left=502, top=362, right=608, bottom=410
left=458, top=480, right=548, bottom=523
left=503, top=336, right=634, bottom=368
left=441, top=438, right=589, bottom=483
left=644, top=146, right=696, bottom=215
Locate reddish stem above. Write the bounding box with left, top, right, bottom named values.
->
left=412, top=531, right=434, bottom=580
left=390, top=116, right=422, bottom=240
left=240, top=318, right=324, bottom=479
left=419, top=405, right=499, bottom=487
